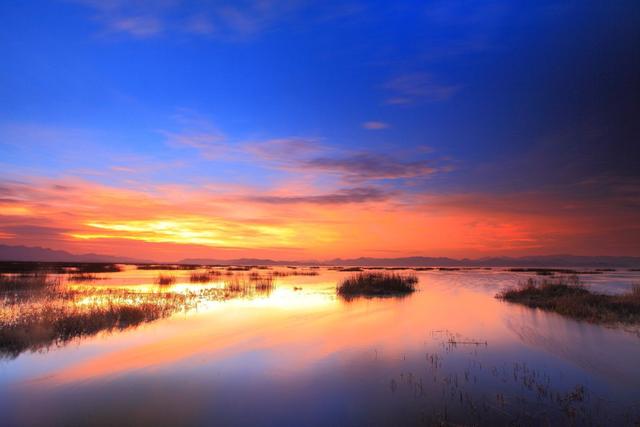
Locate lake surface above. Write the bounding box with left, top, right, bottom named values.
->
left=1, top=267, right=639, bottom=426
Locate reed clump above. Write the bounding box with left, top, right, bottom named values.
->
left=67, top=273, right=102, bottom=282
left=0, top=273, right=61, bottom=292
left=0, top=274, right=279, bottom=358
left=189, top=270, right=222, bottom=283
left=155, top=274, right=177, bottom=285
left=225, top=274, right=275, bottom=294
left=497, top=276, right=640, bottom=324
left=253, top=275, right=275, bottom=292
left=223, top=275, right=249, bottom=292
left=337, top=272, right=418, bottom=297
left=0, top=288, right=192, bottom=358
left=226, top=266, right=252, bottom=271
left=270, top=269, right=319, bottom=277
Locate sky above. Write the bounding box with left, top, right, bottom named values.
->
left=1, top=0, right=639, bottom=261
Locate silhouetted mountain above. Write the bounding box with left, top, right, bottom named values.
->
left=0, top=244, right=149, bottom=263
left=2, top=244, right=638, bottom=267
left=181, top=254, right=640, bottom=268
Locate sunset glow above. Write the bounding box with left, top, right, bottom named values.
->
left=1, top=0, right=638, bottom=263
left=2, top=3, right=640, bottom=426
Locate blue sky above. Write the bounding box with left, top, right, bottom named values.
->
left=1, top=1, right=639, bottom=259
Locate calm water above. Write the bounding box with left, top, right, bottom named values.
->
left=1, top=268, right=639, bottom=426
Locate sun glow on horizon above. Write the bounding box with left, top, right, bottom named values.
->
left=1, top=174, right=637, bottom=260
left=65, top=217, right=340, bottom=250
left=70, top=219, right=301, bottom=248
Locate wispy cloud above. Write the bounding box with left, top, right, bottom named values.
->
left=244, top=137, right=324, bottom=161
left=161, top=113, right=446, bottom=185
left=248, top=187, right=390, bottom=205
left=72, top=0, right=170, bottom=38
left=73, top=0, right=306, bottom=41
left=385, top=72, right=461, bottom=104
left=362, top=121, right=389, bottom=130
left=162, top=130, right=227, bottom=159
left=109, top=16, right=163, bottom=38
left=184, top=14, right=216, bottom=35
left=302, top=153, right=439, bottom=181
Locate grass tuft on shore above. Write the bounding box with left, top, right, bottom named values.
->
left=497, top=276, right=640, bottom=324
left=337, top=272, right=418, bottom=298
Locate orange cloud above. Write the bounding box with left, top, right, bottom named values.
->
left=1, top=176, right=638, bottom=260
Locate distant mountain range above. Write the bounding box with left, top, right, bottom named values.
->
left=0, top=244, right=149, bottom=263
left=1, top=244, right=639, bottom=267
left=180, top=255, right=640, bottom=268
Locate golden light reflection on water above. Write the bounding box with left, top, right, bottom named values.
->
left=15, top=271, right=509, bottom=385
left=63, top=270, right=337, bottom=312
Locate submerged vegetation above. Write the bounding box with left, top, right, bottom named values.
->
left=337, top=272, right=418, bottom=298
left=497, top=276, right=640, bottom=324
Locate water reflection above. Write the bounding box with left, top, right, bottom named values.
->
left=0, top=269, right=288, bottom=359
left=1, top=268, right=639, bottom=426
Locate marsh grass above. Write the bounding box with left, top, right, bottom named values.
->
left=0, top=287, right=194, bottom=358
left=508, top=268, right=602, bottom=275
left=224, top=274, right=275, bottom=294
left=0, top=262, right=121, bottom=274
left=497, top=276, right=640, bottom=324
left=0, top=270, right=282, bottom=358
left=137, top=264, right=198, bottom=270
left=226, top=266, right=252, bottom=271
left=67, top=273, right=103, bottom=282
left=223, top=275, right=248, bottom=292
left=0, top=273, right=61, bottom=292
left=189, top=270, right=222, bottom=283
left=253, top=275, right=275, bottom=292
left=155, top=274, right=177, bottom=285
left=337, top=272, right=418, bottom=298
left=270, top=269, right=319, bottom=277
